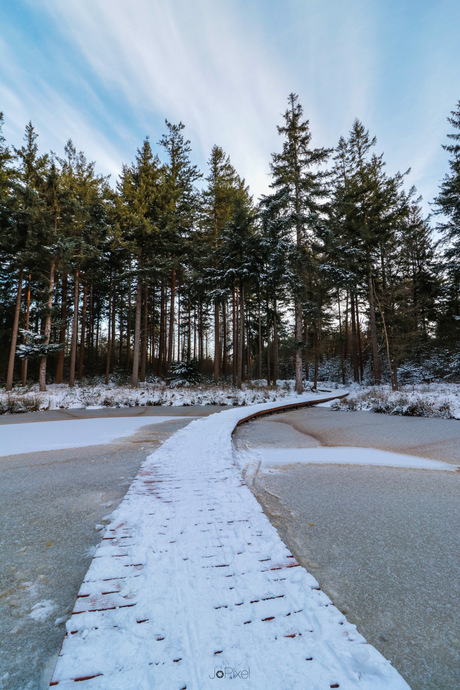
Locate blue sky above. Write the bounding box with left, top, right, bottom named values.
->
left=1, top=0, right=459, bottom=214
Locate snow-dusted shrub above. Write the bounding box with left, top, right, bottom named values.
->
left=316, top=357, right=344, bottom=383
left=0, top=393, right=42, bottom=414
left=334, top=383, right=460, bottom=419
left=395, top=350, right=460, bottom=384
left=168, top=360, right=202, bottom=387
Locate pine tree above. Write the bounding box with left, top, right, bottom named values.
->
left=202, top=145, right=245, bottom=380
left=258, top=194, right=291, bottom=384
left=6, top=122, right=48, bottom=390
left=59, top=140, right=109, bottom=385
left=158, top=121, right=202, bottom=375
left=117, top=137, right=162, bottom=386
left=37, top=162, right=65, bottom=391
left=0, top=112, right=14, bottom=226
left=330, top=120, right=410, bottom=386
left=385, top=204, right=438, bottom=372
left=0, top=113, right=18, bottom=390
left=215, top=192, right=258, bottom=388
left=434, top=100, right=460, bottom=347
left=269, top=93, right=331, bottom=393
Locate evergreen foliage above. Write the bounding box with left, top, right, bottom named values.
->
left=268, top=93, right=331, bottom=392
left=0, top=100, right=458, bottom=390
left=434, top=100, right=460, bottom=347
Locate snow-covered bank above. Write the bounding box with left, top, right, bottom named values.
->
left=333, top=383, right=460, bottom=420
left=0, top=416, right=188, bottom=457
left=2, top=380, right=458, bottom=421
left=0, top=380, right=341, bottom=415
left=50, top=393, right=409, bottom=689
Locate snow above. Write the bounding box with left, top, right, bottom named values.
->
left=0, top=417, right=188, bottom=458
left=243, top=447, right=458, bottom=473
left=49, top=393, right=410, bottom=689
left=2, top=380, right=458, bottom=421
left=28, top=600, right=57, bottom=623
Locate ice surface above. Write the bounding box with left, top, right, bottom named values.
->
left=254, top=446, right=458, bottom=471
left=0, top=416, right=187, bottom=457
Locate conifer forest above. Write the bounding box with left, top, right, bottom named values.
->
left=0, top=94, right=459, bottom=393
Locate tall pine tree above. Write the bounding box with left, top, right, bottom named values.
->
left=434, top=100, right=460, bottom=347
left=269, top=93, right=330, bottom=393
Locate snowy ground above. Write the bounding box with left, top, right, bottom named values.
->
left=0, top=380, right=341, bottom=415
left=1, top=380, right=459, bottom=420
left=44, top=393, right=411, bottom=690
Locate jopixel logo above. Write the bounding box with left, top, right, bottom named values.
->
left=209, top=667, right=251, bottom=680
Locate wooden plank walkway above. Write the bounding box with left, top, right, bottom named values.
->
left=49, top=396, right=409, bottom=690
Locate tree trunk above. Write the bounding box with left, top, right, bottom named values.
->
left=77, top=278, right=88, bottom=381
left=313, top=324, right=319, bottom=389
left=118, top=293, right=124, bottom=363
left=187, top=298, right=192, bottom=360
left=374, top=287, right=398, bottom=391
left=69, top=268, right=80, bottom=387
left=6, top=268, right=24, bottom=391
left=132, top=264, right=142, bottom=388
left=237, top=284, right=244, bottom=389
left=246, top=313, right=250, bottom=381
left=337, top=290, right=345, bottom=385
left=355, top=296, right=364, bottom=382
left=222, top=301, right=227, bottom=378
left=88, top=282, right=94, bottom=357
left=213, top=301, right=220, bottom=381
left=39, top=257, right=56, bottom=392
left=167, top=268, right=176, bottom=369
left=177, top=286, right=181, bottom=362
left=367, top=260, right=381, bottom=384
left=140, top=282, right=148, bottom=382
left=150, top=287, right=155, bottom=364
left=95, top=301, right=100, bottom=356
left=266, top=305, right=271, bottom=386
left=273, top=300, right=279, bottom=385
left=303, top=316, right=309, bottom=381
left=105, top=274, right=112, bottom=385
left=257, top=302, right=262, bottom=380
left=232, top=289, right=237, bottom=386
left=55, top=275, right=67, bottom=384
left=295, top=298, right=303, bottom=394
left=343, top=291, right=349, bottom=363
left=126, top=281, right=132, bottom=370
left=350, top=292, right=359, bottom=383
left=157, top=283, right=165, bottom=377
left=199, top=300, right=204, bottom=368
left=21, top=272, right=32, bottom=387
left=111, top=284, right=116, bottom=366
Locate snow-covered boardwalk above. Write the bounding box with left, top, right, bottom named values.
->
left=50, top=396, right=409, bottom=689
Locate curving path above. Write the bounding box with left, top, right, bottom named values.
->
left=47, top=395, right=410, bottom=690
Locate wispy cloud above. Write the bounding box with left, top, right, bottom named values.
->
left=3, top=0, right=460, bottom=210
left=0, top=33, right=131, bottom=178
left=33, top=0, right=290, bottom=193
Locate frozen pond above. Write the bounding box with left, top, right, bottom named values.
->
left=234, top=408, right=460, bottom=690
